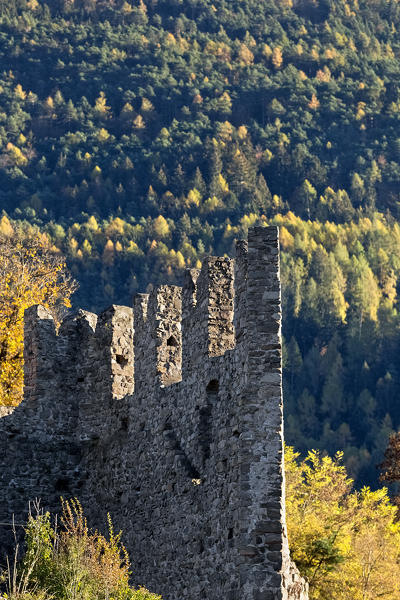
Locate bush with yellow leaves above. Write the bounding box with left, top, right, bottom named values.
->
left=0, top=499, right=161, bottom=600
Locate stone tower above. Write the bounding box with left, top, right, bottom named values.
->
left=0, top=226, right=308, bottom=600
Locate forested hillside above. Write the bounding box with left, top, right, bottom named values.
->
left=2, top=0, right=400, bottom=485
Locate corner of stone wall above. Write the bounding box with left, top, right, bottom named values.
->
left=236, top=226, right=306, bottom=600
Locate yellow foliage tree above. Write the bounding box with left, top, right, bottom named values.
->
left=121, top=1, right=133, bottom=14
left=14, top=83, right=27, bottom=100
left=237, top=125, right=248, bottom=139
left=238, top=43, right=254, bottom=65
left=97, top=127, right=110, bottom=142
left=272, top=46, right=283, bottom=69
left=127, top=240, right=144, bottom=256
left=153, top=215, right=170, bottom=238
left=285, top=446, right=400, bottom=600
left=133, top=114, right=145, bottom=129
left=86, top=215, right=98, bottom=231
left=262, top=43, right=272, bottom=58
left=7, top=143, right=28, bottom=166
left=106, top=217, right=125, bottom=238
left=308, top=93, right=320, bottom=110
left=91, top=165, right=102, bottom=179
left=44, top=95, right=54, bottom=113
left=0, top=229, right=77, bottom=406
left=165, top=32, right=176, bottom=45
left=0, top=215, right=14, bottom=237
left=141, top=97, right=154, bottom=112
left=94, top=91, right=111, bottom=117
left=102, top=239, right=115, bottom=266
left=201, top=196, right=224, bottom=213
left=186, top=188, right=201, bottom=208
left=175, top=250, right=185, bottom=268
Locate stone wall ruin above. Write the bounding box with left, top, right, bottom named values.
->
left=0, top=226, right=308, bottom=600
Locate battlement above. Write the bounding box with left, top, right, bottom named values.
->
left=24, top=227, right=272, bottom=395
left=0, top=226, right=308, bottom=600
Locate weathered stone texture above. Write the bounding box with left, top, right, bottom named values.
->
left=0, top=407, right=14, bottom=418
left=0, top=226, right=308, bottom=600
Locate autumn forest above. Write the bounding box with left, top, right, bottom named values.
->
left=2, top=0, right=400, bottom=491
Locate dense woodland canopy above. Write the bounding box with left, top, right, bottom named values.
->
left=2, top=0, right=400, bottom=486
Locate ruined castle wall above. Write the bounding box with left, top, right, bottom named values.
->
left=0, top=227, right=308, bottom=600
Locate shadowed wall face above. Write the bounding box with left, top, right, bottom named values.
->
left=0, top=227, right=308, bottom=600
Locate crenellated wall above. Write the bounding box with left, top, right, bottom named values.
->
left=0, top=227, right=308, bottom=600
